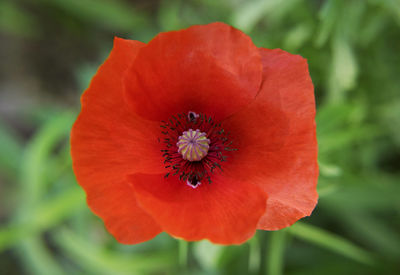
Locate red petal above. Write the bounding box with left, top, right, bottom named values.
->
left=223, top=48, right=318, bottom=230
left=124, top=22, right=262, bottom=121
left=129, top=173, right=267, bottom=244
left=87, top=180, right=161, bottom=244
left=71, top=37, right=163, bottom=243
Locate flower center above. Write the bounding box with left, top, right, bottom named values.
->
left=177, top=129, right=210, bottom=161
left=159, top=111, right=236, bottom=188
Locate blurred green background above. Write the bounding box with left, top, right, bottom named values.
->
left=1, top=0, right=400, bottom=274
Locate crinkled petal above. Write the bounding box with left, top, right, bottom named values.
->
left=71, top=37, right=163, bottom=243
left=124, top=22, right=262, bottom=121
left=129, top=173, right=267, bottom=245
left=223, top=48, right=318, bottom=230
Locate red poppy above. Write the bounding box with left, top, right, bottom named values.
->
left=71, top=22, right=318, bottom=245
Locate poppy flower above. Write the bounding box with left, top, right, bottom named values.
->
left=71, top=22, right=318, bottom=245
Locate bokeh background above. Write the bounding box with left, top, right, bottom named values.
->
left=1, top=0, right=400, bottom=274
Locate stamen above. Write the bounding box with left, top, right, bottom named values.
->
left=188, top=111, right=199, bottom=122
left=187, top=175, right=201, bottom=188
left=160, top=111, right=236, bottom=186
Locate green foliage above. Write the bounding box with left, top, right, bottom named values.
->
left=0, top=1, right=39, bottom=37
left=1, top=0, right=399, bottom=274
left=287, top=223, right=375, bottom=265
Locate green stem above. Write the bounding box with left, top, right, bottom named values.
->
left=248, top=234, right=261, bottom=274
left=266, top=230, right=287, bottom=275
left=178, top=239, right=188, bottom=269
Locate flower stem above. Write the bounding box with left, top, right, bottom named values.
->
left=178, top=239, right=188, bottom=269
left=266, top=230, right=287, bottom=275
left=248, top=234, right=261, bottom=274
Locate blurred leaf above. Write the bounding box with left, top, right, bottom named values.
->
left=328, top=37, right=358, bottom=103
left=318, top=161, right=342, bottom=177
left=322, top=173, right=400, bottom=212
left=283, top=23, right=313, bottom=51
left=317, top=180, right=340, bottom=198
left=17, top=238, right=64, bottom=275
left=0, top=119, right=22, bottom=180
left=381, top=100, right=400, bottom=147
left=231, top=0, right=276, bottom=32
left=0, top=187, right=84, bottom=252
left=158, top=0, right=184, bottom=31
left=288, top=222, right=376, bottom=265
left=316, top=103, right=377, bottom=156
left=318, top=124, right=379, bottom=154
left=218, top=245, right=250, bottom=275
left=369, top=0, right=400, bottom=26
left=53, top=228, right=176, bottom=275
left=38, top=0, right=148, bottom=32
left=19, top=112, right=75, bottom=203
left=0, top=1, right=38, bottom=37
left=11, top=112, right=77, bottom=275
left=358, top=9, right=387, bottom=46
left=31, top=187, right=85, bottom=229
left=75, top=63, right=101, bottom=92
left=231, top=0, right=300, bottom=32
left=342, top=214, right=400, bottom=260
left=315, top=0, right=340, bottom=47
left=0, top=225, right=25, bottom=252
left=45, top=145, right=74, bottom=187
left=340, top=0, right=366, bottom=42
left=316, top=104, right=354, bottom=134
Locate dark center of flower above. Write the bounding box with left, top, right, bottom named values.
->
left=160, top=111, right=236, bottom=188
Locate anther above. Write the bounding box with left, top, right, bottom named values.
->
left=160, top=112, right=235, bottom=186
left=188, top=111, right=199, bottom=122
left=187, top=175, right=201, bottom=188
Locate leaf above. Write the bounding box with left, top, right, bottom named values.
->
left=158, top=0, right=184, bottom=31
left=231, top=0, right=299, bottom=32
left=53, top=228, right=176, bottom=275
left=0, top=119, right=22, bottom=180
left=0, top=1, right=38, bottom=37
left=288, top=222, right=376, bottom=265
left=19, top=112, right=75, bottom=204
left=283, top=23, right=313, bottom=51
left=9, top=112, right=78, bottom=275
left=322, top=173, right=400, bottom=212
left=318, top=161, right=342, bottom=178
left=315, top=0, right=339, bottom=47
left=0, top=187, right=85, bottom=252
left=328, top=37, right=358, bottom=103
left=37, top=0, right=148, bottom=32
left=341, top=214, right=400, bottom=260
left=369, top=0, right=400, bottom=26
left=318, top=124, right=379, bottom=154
left=17, top=238, right=64, bottom=275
